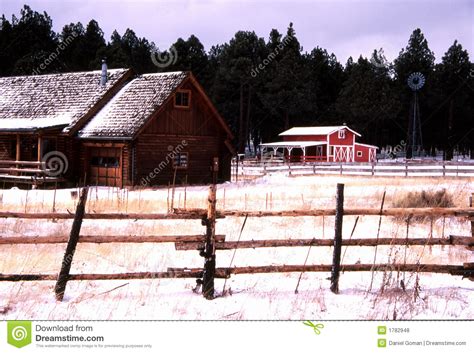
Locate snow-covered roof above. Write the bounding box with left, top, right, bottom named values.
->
left=78, top=72, right=188, bottom=139
left=0, top=69, right=131, bottom=132
left=354, top=142, right=379, bottom=149
left=279, top=126, right=361, bottom=137
left=0, top=116, right=71, bottom=131
left=260, top=141, right=327, bottom=148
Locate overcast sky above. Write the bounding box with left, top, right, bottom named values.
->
left=1, top=0, right=472, bottom=63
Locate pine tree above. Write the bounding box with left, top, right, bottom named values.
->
left=435, top=40, right=473, bottom=159
left=394, top=28, right=436, bottom=157
left=336, top=55, right=401, bottom=146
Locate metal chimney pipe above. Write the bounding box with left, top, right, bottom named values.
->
left=100, top=59, right=107, bottom=86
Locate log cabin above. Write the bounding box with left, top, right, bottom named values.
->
left=261, top=126, right=378, bottom=163
left=0, top=65, right=234, bottom=187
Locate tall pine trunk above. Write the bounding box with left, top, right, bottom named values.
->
left=445, top=99, right=454, bottom=160
left=238, top=82, right=244, bottom=154
left=245, top=85, right=252, bottom=154
left=284, top=110, right=289, bottom=130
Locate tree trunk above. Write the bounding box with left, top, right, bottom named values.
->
left=445, top=99, right=454, bottom=160
left=245, top=85, right=252, bottom=154
left=238, top=82, right=245, bottom=153
left=284, top=110, right=289, bottom=130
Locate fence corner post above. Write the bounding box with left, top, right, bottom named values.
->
left=54, top=187, right=88, bottom=301
left=330, top=183, right=344, bottom=294
left=202, top=184, right=217, bottom=299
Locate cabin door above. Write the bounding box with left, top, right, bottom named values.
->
left=88, top=147, right=122, bottom=187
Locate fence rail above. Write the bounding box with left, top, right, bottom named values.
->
left=232, top=161, right=474, bottom=180
left=0, top=235, right=226, bottom=245
left=0, top=159, right=61, bottom=185
left=0, top=185, right=473, bottom=300
left=175, top=235, right=474, bottom=251
left=2, top=207, right=474, bottom=221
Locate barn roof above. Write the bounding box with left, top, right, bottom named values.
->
left=0, top=69, right=131, bottom=132
left=354, top=142, right=379, bottom=149
left=279, top=126, right=361, bottom=137
left=260, top=141, right=327, bottom=148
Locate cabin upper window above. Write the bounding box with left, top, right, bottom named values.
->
left=174, top=90, right=191, bottom=108
left=357, top=151, right=363, bottom=157
left=173, top=152, right=188, bottom=169
left=338, top=129, right=346, bottom=139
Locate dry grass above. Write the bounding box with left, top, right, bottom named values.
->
left=0, top=174, right=473, bottom=320
left=392, top=188, right=455, bottom=208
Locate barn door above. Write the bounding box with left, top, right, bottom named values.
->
left=369, top=148, right=376, bottom=162
left=88, top=147, right=122, bottom=187
left=334, top=146, right=354, bottom=162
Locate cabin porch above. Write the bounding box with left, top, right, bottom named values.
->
left=0, top=133, right=65, bottom=187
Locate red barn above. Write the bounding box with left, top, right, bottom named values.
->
left=261, top=126, right=377, bottom=163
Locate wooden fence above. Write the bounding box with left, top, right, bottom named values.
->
left=232, top=161, right=474, bottom=181
left=0, top=185, right=473, bottom=300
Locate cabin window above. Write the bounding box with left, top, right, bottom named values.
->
left=338, top=130, right=346, bottom=139
left=90, top=156, right=120, bottom=168
left=41, top=138, right=57, bottom=157
left=174, top=90, right=191, bottom=108
left=329, top=146, right=334, bottom=155
left=357, top=151, right=363, bottom=157
left=173, top=152, right=188, bottom=169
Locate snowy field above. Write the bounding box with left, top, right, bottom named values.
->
left=0, top=174, right=473, bottom=320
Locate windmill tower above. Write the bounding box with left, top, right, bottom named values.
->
left=406, top=72, right=425, bottom=159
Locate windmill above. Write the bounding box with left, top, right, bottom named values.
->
left=406, top=72, right=425, bottom=158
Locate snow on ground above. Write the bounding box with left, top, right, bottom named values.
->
left=0, top=174, right=473, bottom=319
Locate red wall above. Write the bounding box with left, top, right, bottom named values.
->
left=354, top=144, right=376, bottom=162
left=328, top=128, right=354, bottom=145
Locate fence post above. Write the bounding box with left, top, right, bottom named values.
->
left=54, top=187, right=88, bottom=301
left=235, top=157, right=239, bottom=182
left=470, top=193, right=474, bottom=239
left=202, top=184, right=217, bottom=299
left=330, top=183, right=344, bottom=294
left=212, top=157, right=219, bottom=184
left=461, top=195, right=473, bottom=280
